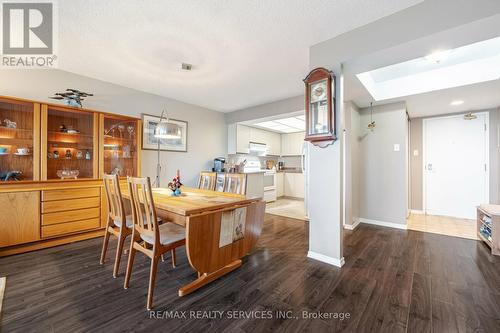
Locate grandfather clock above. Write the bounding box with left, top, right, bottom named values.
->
left=303, top=67, right=336, bottom=146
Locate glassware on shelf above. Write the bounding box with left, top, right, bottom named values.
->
left=117, top=124, right=125, bottom=138
left=127, top=125, right=135, bottom=139
left=57, top=169, right=79, bottom=179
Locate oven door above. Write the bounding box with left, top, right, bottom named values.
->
left=263, top=171, right=276, bottom=191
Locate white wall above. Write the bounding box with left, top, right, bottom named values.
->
left=344, top=101, right=360, bottom=226
left=0, top=70, right=227, bottom=186
left=357, top=103, right=408, bottom=226
left=225, top=95, right=304, bottom=124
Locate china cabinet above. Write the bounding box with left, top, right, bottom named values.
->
left=0, top=98, right=40, bottom=182
left=99, top=114, right=141, bottom=178
left=0, top=95, right=141, bottom=257
left=42, top=105, right=98, bottom=180
left=303, top=67, right=336, bottom=146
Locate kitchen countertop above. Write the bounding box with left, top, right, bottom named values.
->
left=277, top=168, right=303, bottom=174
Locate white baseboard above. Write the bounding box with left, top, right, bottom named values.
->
left=410, top=210, right=425, bottom=215
left=307, top=251, right=345, bottom=267
left=359, top=218, right=407, bottom=230
left=344, top=217, right=360, bottom=230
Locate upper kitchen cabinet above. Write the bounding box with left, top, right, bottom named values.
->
left=0, top=98, right=40, bottom=182
left=99, top=114, right=141, bottom=178
left=250, top=127, right=280, bottom=156
left=228, top=124, right=281, bottom=156
left=42, top=105, right=99, bottom=180
left=281, top=132, right=304, bottom=156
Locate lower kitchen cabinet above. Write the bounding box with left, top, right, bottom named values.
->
left=276, top=172, right=284, bottom=197
left=284, top=172, right=305, bottom=199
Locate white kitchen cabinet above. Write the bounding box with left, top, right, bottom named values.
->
left=276, top=172, right=284, bottom=197
left=281, top=132, right=305, bottom=156
left=267, top=131, right=281, bottom=156
left=228, top=124, right=282, bottom=156
left=283, top=172, right=304, bottom=199
left=236, top=124, right=251, bottom=153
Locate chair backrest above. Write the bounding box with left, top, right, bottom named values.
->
left=198, top=172, right=216, bottom=191
left=103, top=173, right=126, bottom=227
left=127, top=177, right=160, bottom=244
left=224, top=173, right=247, bottom=195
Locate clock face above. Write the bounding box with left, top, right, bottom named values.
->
left=310, top=79, right=327, bottom=103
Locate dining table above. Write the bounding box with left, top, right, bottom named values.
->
left=120, top=186, right=266, bottom=296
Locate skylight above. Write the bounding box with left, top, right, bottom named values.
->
left=253, top=116, right=305, bottom=133
left=356, top=36, right=500, bottom=101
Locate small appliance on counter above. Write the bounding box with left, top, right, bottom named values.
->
left=212, top=157, right=226, bottom=172
left=265, top=160, right=276, bottom=170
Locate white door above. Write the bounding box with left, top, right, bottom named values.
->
left=424, top=113, right=488, bottom=219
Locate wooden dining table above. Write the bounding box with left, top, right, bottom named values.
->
left=120, top=186, right=266, bottom=296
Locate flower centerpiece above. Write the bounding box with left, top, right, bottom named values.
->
left=167, top=170, right=182, bottom=196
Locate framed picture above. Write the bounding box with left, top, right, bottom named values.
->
left=141, top=114, right=188, bottom=152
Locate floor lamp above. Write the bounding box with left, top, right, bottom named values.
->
left=153, top=109, right=181, bottom=187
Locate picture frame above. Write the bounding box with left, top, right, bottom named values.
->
left=141, top=113, right=188, bottom=152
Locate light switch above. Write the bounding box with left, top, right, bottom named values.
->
left=413, top=149, right=419, bottom=156
left=393, top=144, right=400, bottom=152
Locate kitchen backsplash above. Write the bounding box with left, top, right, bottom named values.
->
left=226, top=154, right=300, bottom=169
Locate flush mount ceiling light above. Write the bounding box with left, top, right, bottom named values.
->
left=253, top=116, right=305, bottom=133
left=424, top=49, right=452, bottom=64
left=356, top=36, right=500, bottom=101
left=450, top=100, right=464, bottom=106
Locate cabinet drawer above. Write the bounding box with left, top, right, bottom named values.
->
left=41, top=218, right=100, bottom=238
left=42, top=187, right=100, bottom=201
left=42, top=196, right=100, bottom=213
left=42, top=207, right=100, bottom=226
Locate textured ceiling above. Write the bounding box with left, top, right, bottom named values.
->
left=58, top=0, right=422, bottom=112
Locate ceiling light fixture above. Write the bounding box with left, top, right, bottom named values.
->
left=450, top=100, right=464, bottom=106
left=424, top=49, right=452, bottom=64
left=464, top=112, right=477, bottom=120
left=367, top=102, right=376, bottom=130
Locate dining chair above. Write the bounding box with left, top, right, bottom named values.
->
left=124, top=176, right=186, bottom=310
left=198, top=171, right=216, bottom=190
left=100, top=173, right=132, bottom=278
left=224, top=173, right=247, bottom=195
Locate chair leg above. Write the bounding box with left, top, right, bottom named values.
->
left=171, top=249, right=177, bottom=268
left=113, top=233, right=127, bottom=278
left=99, top=229, right=111, bottom=265
left=124, top=243, right=136, bottom=289
left=147, top=256, right=160, bottom=310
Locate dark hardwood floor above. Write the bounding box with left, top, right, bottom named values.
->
left=1, top=214, right=500, bottom=332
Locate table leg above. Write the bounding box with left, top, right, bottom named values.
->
left=178, top=259, right=242, bottom=297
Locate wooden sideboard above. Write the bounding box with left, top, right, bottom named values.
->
left=0, top=95, right=141, bottom=257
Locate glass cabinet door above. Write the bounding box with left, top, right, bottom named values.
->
left=0, top=98, right=39, bottom=182
left=43, top=106, right=97, bottom=180
left=101, top=115, right=138, bottom=177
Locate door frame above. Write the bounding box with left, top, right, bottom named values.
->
left=422, top=112, right=489, bottom=215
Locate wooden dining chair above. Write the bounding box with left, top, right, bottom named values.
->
left=224, top=173, right=247, bottom=195
left=100, top=173, right=132, bottom=278
left=198, top=171, right=216, bottom=190
left=124, top=176, right=186, bottom=310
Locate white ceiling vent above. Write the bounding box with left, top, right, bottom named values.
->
left=181, top=63, right=193, bottom=71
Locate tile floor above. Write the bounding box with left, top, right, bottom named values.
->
left=407, top=213, right=477, bottom=240
left=265, top=198, right=306, bottom=220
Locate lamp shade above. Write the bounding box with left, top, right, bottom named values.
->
left=154, top=120, right=181, bottom=139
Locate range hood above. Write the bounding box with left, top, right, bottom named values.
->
left=248, top=142, right=267, bottom=156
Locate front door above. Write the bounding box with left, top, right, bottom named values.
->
left=424, top=113, right=488, bottom=219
